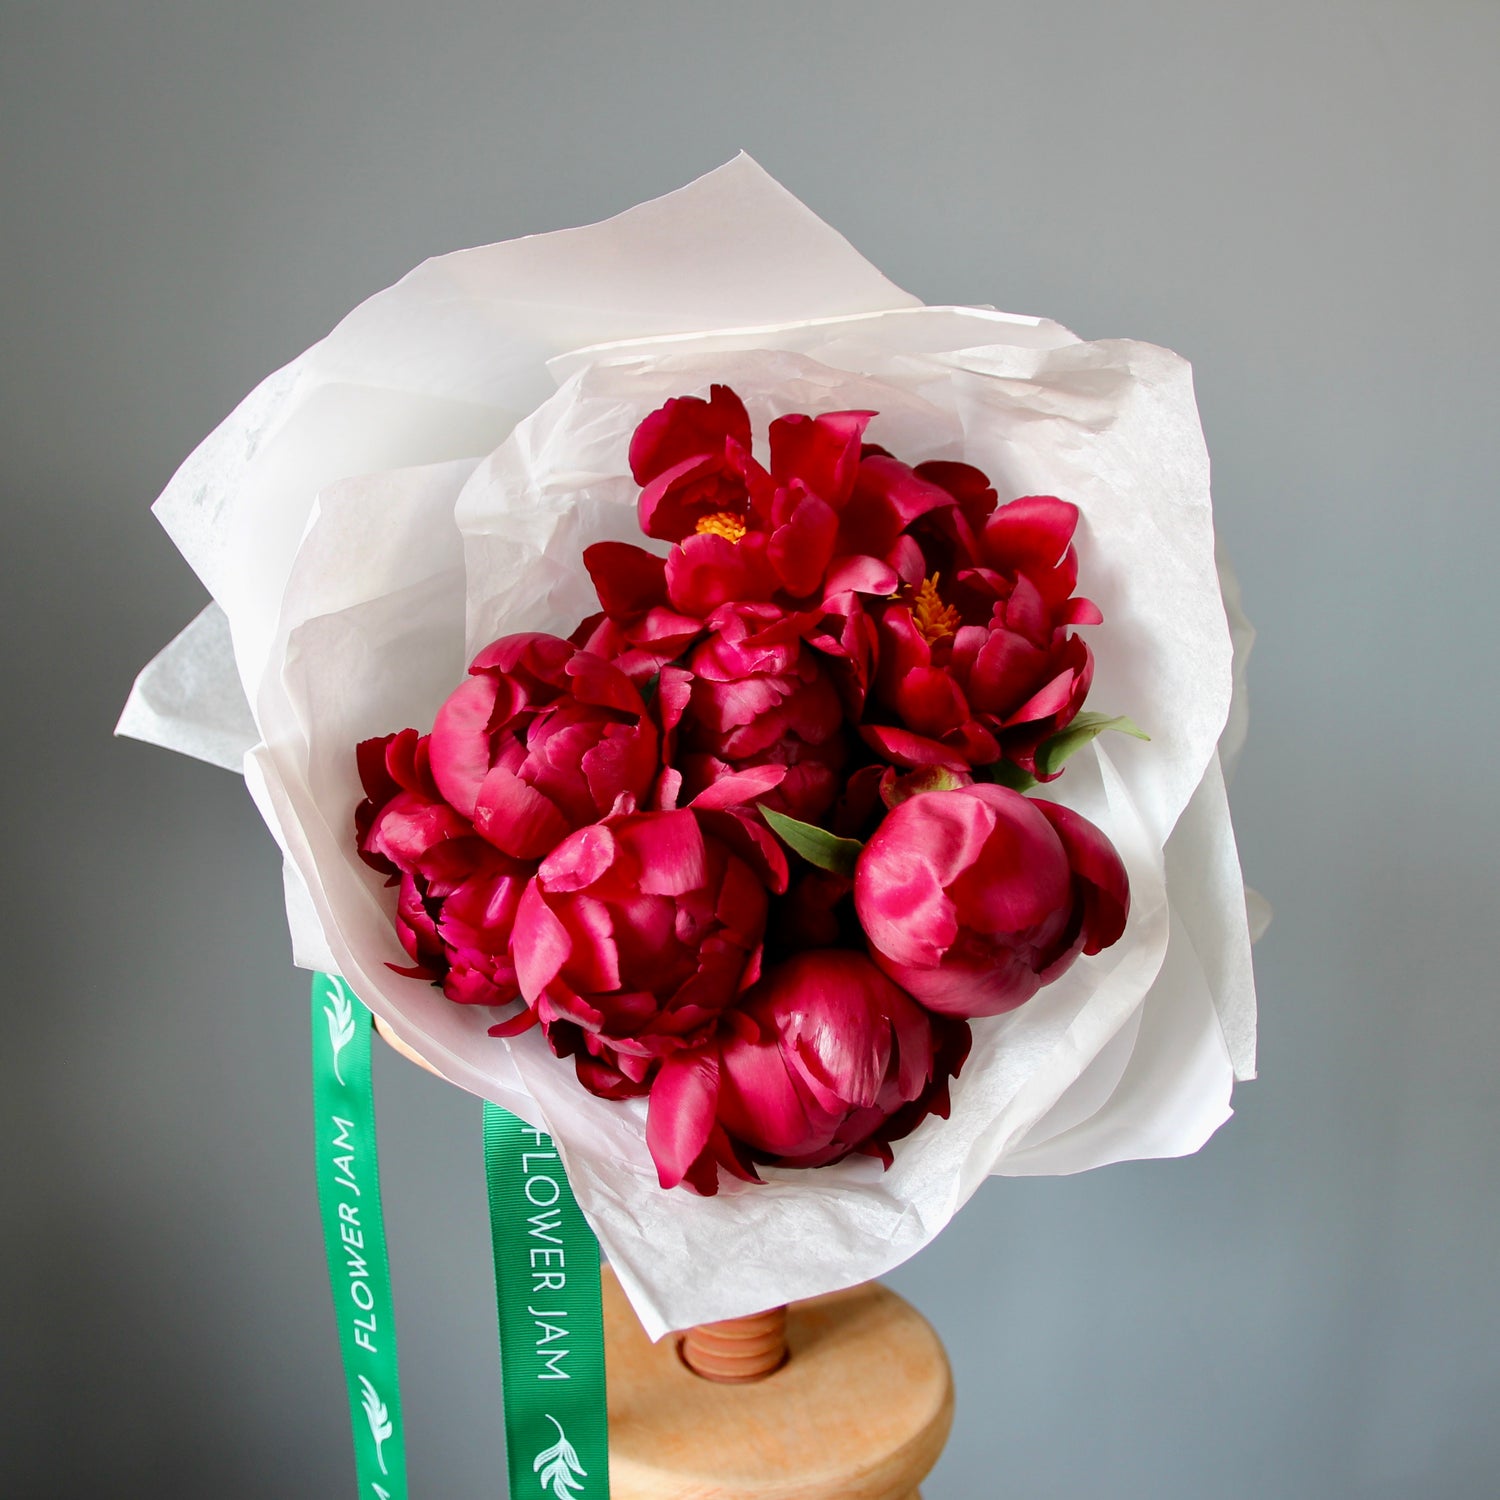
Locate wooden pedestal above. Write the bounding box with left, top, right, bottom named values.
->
left=603, top=1267, right=953, bottom=1500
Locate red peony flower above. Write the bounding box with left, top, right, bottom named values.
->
left=630, top=383, right=757, bottom=543
left=663, top=404, right=876, bottom=613
left=355, top=728, right=534, bottom=1007
left=427, top=633, right=660, bottom=860
left=509, top=807, right=788, bottom=1098
left=591, top=391, right=881, bottom=630
left=853, top=784, right=1129, bottom=1017
left=861, top=493, right=1102, bottom=778
left=646, top=948, right=969, bottom=1194
left=657, top=601, right=850, bottom=822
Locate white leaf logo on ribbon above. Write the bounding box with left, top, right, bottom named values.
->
left=533, top=1414, right=587, bottom=1497
left=324, top=976, right=356, bottom=1087
left=357, top=1374, right=393, bottom=1476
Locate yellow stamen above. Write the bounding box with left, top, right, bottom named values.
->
left=694, top=510, right=747, bottom=543
left=911, top=573, right=962, bottom=644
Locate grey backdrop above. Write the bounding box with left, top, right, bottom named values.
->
left=4, top=3, right=1497, bottom=1496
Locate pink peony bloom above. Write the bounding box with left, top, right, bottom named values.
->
left=647, top=948, right=968, bottom=1193
left=658, top=601, right=849, bottom=822
left=427, top=633, right=660, bottom=860
left=854, top=784, right=1129, bottom=1017
left=355, top=728, right=534, bottom=1007
left=510, top=807, right=787, bottom=1098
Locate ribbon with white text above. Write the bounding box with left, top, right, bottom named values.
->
left=311, top=974, right=408, bottom=1500
left=484, top=1101, right=610, bottom=1499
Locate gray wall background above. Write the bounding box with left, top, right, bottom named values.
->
left=4, top=3, right=1497, bottom=1496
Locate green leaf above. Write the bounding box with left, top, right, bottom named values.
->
left=1035, top=713, right=1149, bottom=779
left=757, top=804, right=864, bottom=877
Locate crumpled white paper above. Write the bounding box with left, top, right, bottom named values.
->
left=120, top=155, right=1259, bottom=1338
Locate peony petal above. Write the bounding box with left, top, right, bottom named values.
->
left=557, top=893, right=623, bottom=994
left=873, top=947, right=1044, bottom=1018
left=487, top=1003, right=540, bottom=1037
left=646, top=1050, right=722, bottom=1190
left=983, top=495, right=1079, bottom=571
left=688, top=763, right=788, bottom=810
left=768, top=492, right=839, bottom=598
left=1004, top=572, right=1049, bottom=645
left=965, top=628, right=1046, bottom=717
left=775, top=951, right=898, bottom=1111
left=696, top=809, right=790, bottom=895
left=718, top=1031, right=815, bottom=1157
left=893, top=666, right=970, bottom=739
left=1062, top=595, right=1104, bottom=627
left=469, top=630, right=573, bottom=681
left=356, top=732, right=403, bottom=805
left=369, top=792, right=471, bottom=868
left=853, top=820, right=965, bottom=969
left=619, top=810, right=707, bottom=896
left=665, top=531, right=776, bottom=617
left=630, top=384, right=751, bottom=486
left=473, top=765, right=571, bottom=860
left=512, top=882, right=572, bottom=1001
left=428, top=673, right=499, bottom=817
left=538, top=821, right=617, bottom=891
left=913, top=460, right=999, bottom=532
left=582, top=541, right=670, bottom=619
left=942, top=786, right=1071, bottom=928
left=767, top=409, right=872, bottom=505
left=858, top=722, right=969, bottom=771
left=1033, top=798, right=1131, bottom=952
left=854, top=453, right=958, bottom=529
left=1002, top=644, right=1091, bottom=727
left=821, top=553, right=900, bottom=598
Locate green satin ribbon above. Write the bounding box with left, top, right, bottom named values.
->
left=310, top=974, right=408, bottom=1499
left=484, top=1102, right=610, bottom=1500
left=308, top=974, right=608, bottom=1496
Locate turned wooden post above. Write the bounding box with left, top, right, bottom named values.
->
left=375, top=1016, right=955, bottom=1498
left=680, top=1302, right=790, bottom=1382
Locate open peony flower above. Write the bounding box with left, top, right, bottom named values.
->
left=119, top=156, right=1258, bottom=1338
left=630, top=383, right=758, bottom=544
left=594, top=390, right=881, bottom=620
left=862, top=493, right=1101, bottom=778
left=855, top=785, right=1130, bottom=1016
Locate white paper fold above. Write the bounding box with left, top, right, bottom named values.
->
left=117, top=603, right=256, bottom=771
left=119, top=155, right=1259, bottom=1336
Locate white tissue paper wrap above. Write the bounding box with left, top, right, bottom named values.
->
left=120, top=155, right=1259, bottom=1338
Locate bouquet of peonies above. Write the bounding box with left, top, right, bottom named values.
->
left=356, top=382, right=1138, bottom=1196
left=121, top=157, right=1259, bottom=1335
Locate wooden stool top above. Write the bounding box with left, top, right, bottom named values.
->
left=603, top=1266, right=952, bottom=1500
